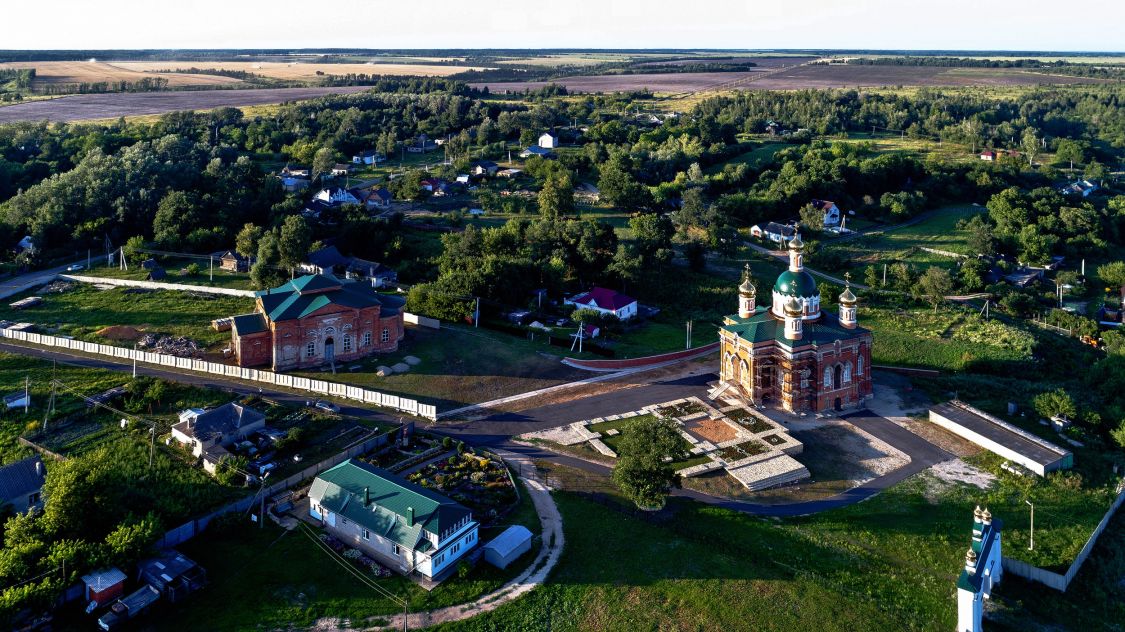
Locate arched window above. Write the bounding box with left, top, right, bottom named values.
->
left=857, top=354, right=864, bottom=376
left=843, top=362, right=852, bottom=384
left=823, top=367, right=832, bottom=388
left=739, top=359, right=749, bottom=386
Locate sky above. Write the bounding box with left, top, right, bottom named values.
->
left=1, top=0, right=1123, bottom=52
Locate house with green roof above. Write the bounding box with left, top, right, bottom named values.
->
left=718, top=234, right=873, bottom=414
left=229, top=274, right=405, bottom=371
left=308, top=459, right=478, bottom=580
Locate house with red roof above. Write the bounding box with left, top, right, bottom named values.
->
left=565, top=287, right=638, bottom=320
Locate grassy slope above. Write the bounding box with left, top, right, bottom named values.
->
left=823, top=205, right=985, bottom=270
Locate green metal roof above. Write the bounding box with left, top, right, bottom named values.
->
left=721, top=307, right=868, bottom=346
left=310, top=459, right=471, bottom=545
left=231, top=313, right=268, bottom=336
left=255, top=274, right=405, bottom=322
left=773, top=270, right=820, bottom=298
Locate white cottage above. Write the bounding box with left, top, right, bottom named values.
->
left=309, top=459, right=478, bottom=580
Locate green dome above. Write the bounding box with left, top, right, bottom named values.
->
left=773, top=270, right=820, bottom=298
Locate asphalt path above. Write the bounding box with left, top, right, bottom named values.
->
left=0, top=259, right=87, bottom=300
left=1, top=341, right=952, bottom=516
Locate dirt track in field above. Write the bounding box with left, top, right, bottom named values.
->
left=473, top=64, right=1110, bottom=94
left=0, top=86, right=375, bottom=123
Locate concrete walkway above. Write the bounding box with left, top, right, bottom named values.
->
left=372, top=448, right=564, bottom=631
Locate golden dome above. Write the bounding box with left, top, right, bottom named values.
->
left=787, top=232, right=804, bottom=251
left=739, top=264, right=756, bottom=296
left=839, top=286, right=857, bottom=305
left=783, top=296, right=802, bottom=316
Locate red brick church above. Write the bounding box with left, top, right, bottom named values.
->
left=230, top=274, right=405, bottom=371
left=719, top=234, right=873, bottom=413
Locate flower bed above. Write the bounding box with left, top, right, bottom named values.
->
left=319, top=533, right=393, bottom=577
left=407, top=452, right=517, bottom=526
left=760, top=434, right=788, bottom=446
left=657, top=400, right=705, bottom=418
left=725, top=408, right=773, bottom=433
left=716, top=440, right=768, bottom=462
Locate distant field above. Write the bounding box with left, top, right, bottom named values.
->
left=0, top=60, right=244, bottom=87
left=0, top=86, right=375, bottom=123
left=111, top=60, right=486, bottom=79
left=474, top=63, right=1109, bottom=94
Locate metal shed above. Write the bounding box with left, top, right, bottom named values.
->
left=483, top=525, right=533, bottom=569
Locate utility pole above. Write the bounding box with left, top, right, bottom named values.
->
left=474, top=298, right=480, bottom=328
left=209, top=255, right=214, bottom=282
left=882, top=263, right=887, bottom=287
left=87, top=249, right=90, bottom=270
left=685, top=320, right=692, bottom=350
left=23, top=376, right=29, bottom=414
left=133, top=343, right=138, bottom=378
left=1026, top=500, right=1035, bottom=551
left=148, top=426, right=156, bottom=470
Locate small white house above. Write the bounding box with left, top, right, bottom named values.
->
left=565, top=287, right=638, bottom=320
left=538, top=133, right=558, bottom=149
left=314, top=187, right=361, bottom=206
left=352, top=150, right=385, bottom=165
left=750, top=222, right=797, bottom=246
left=957, top=506, right=1002, bottom=632
left=809, top=199, right=841, bottom=227
left=309, top=459, right=478, bottom=581
left=171, top=403, right=266, bottom=459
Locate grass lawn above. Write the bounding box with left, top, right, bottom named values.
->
left=587, top=414, right=712, bottom=471
left=821, top=205, right=985, bottom=271
left=84, top=257, right=255, bottom=290
left=0, top=284, right=253, bottom=349
left=296, top=324, right=588, bottom=409
left=157, top=478, right=544, bottom=631
left=704, top=142, right=787, bottom=174
left=435, top=459, right=1124, bottom=632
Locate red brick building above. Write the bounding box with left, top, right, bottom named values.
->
left=718, top=235, right=873, bottom=414
left=230, top=274, right=405, bottom=371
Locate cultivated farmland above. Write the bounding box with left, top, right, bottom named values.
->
left=108, top=60, right=487, bottom=80
left=0, top=60, right=244, bottom=87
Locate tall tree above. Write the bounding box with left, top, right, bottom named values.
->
left=537, top=174, right=574, bottom=219
left=277, top=215, right=311, bottom=271
left=914, top=266, right=953, bottom=312
left=251, top=231, right=285, bottom=289
left=611, top=415, right=689, bottom=510
left=1021, top=128, right=1041, bottom=167
left=235, top=223, right=264, bottom=260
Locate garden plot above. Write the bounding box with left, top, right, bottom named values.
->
left=520, top=396, right=810, bottom=491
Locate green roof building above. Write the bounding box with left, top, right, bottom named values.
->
left=719, top=235, right=873, bottom=414
left=229, top=274, right=405, bottom=371
left=309, top=459, right=478, bottom=580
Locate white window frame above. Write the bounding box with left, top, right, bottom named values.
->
left=306, top=342, right=315, bottom=357
left=381, top=327, right=390, bottom=343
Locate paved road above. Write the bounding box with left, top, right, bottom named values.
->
left=0, top=259, right=86, bottom=300
left=0, top=341, right=952, bottom=516
left=0, top=86, right=374, bottom=123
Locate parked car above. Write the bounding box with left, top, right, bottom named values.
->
left=313, top=400, right=340, bottom=414
left=66, top=263, right=85, bottom=272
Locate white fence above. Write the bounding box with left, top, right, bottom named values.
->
left=0, top=328, right=437, bottom=421
left=61, top=274, right=257, bottom=297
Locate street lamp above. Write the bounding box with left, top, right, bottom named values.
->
left=1026, top=500, right=1034, bottom=551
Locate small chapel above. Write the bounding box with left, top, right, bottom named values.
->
left=719, top=233, right=873, bottom=413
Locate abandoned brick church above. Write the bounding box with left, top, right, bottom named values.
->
left=230, top=274, right=405, bottom=371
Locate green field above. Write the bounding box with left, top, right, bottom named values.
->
left=865, top=307, right=1035, bottom=371
left=822, top=205, right=985, bottom=270
left=705, top=142, right=787, bottom=174
left=85, top=257, right=255, bottom=290
left=0, top=284, right=253, bottom=349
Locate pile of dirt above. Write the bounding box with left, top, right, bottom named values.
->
left=96, top=325, right=142, bottom=341
left=138, top=333, right=200, bottom=358
left=41, top=280, right=75, bottom=294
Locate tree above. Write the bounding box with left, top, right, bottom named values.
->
left=628, top=213, right=675, bottom=268
left=537, top=174, right=574, bottom=219
left=312, top=147, right=337, bottom=180
left=1098, top=261, right=1125, bottom=290
left=251, top=231, right=285, bottom=289
left=1084, top=160, right=1107, bottom=183
left=1033, top=388, right=1077, bottom=421
left=798, top=203, right=825, bottom=232
left=277, top=215, right=311, bottom=271
left=1112, top=419, right=1125, bottom=450
left=961, top=214, right=995, bottom=256
left=1021, top=128, right=1040, bottom=166
left=611, top=415, right=688, bottom=509
left=152, top=190, right=199, bottom=247
left=1054, top=139, right=1087, bottom=168
left=235, top=223, right=264, bottom=260
left=915, top=266, right=953, bottom=312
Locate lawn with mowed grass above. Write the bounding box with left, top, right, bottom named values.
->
left=0, top=284, right=253, bottom=349
left=704, top=142, right=787, bottom=174
left=154, top=477, right=544, bottom=631
left=433, top=457, right=1123, bottom=632
left=822, top=205, right=985, bottom=270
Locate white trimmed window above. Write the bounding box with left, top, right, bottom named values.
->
left=823, top=367, right=832, bottom=388
left=343, top=336, right=352, bottom=352
left=362, top=528, right=370, bottom=540
left=307, top=342, right=315, bottom=357
left=857, top=355, right=864, bottom=376
left=362, top=331, right=371, bottom=347
left=381, top=327, right=390, bottom=343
